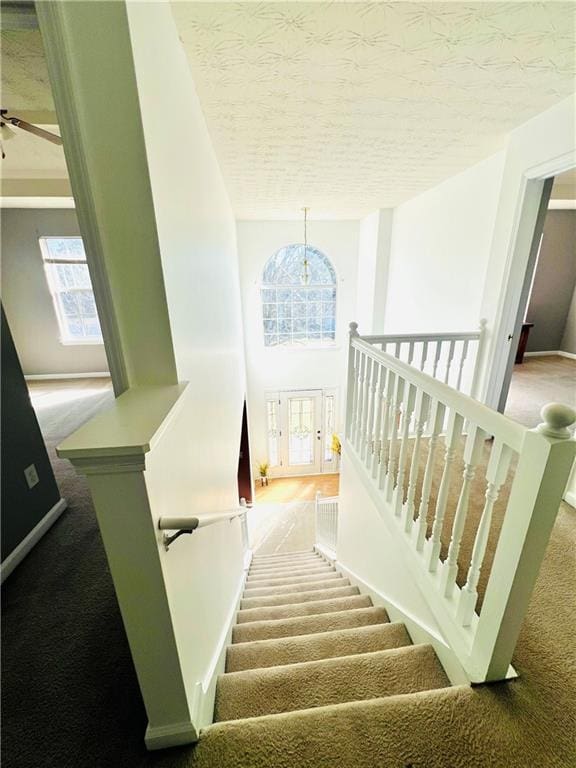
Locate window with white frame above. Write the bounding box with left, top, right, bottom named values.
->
left=39, top=237, right=103, bottom=344
left=261, top=244, right=336, bottom=347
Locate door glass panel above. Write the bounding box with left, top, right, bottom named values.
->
left=288, top=397, right=314, bottom=465
left=324, top=395, right=335, bottom=462
left=266, top=400, right=279, bottom=467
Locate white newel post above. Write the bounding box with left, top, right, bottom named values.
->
left=470, top=403, right=576, bottom=681
left=69, top=454, right=196, bottom=747
left=470, top=318, right=488, bottom=401
left=345, top=322, right=360, bottom=439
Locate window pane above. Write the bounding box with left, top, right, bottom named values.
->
left=288, top=398, right=314, bottom=465
left=266, top=400, right=279, bottom=466
left=324, top=395, right=335, bottom=462
left=45, top=237, right=86, bottom=261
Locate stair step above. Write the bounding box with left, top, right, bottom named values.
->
left=240, top=585, right=359, bottom=610
left=232, top=606, right=389, bottom=643
left=250, top=555, right=329, bottom=571
left=246, top=564, right=335, bottom=582
left=243, top=571, right=342, bottom=589
left=237, top=595, right=372, bottom=625
left=243, top=577, right=350, bottom=599
left=215, top=644, right=448, bottom=722
left=249, top=560, right=326, bottom=575
left=252, top=549, right=315, bottom=561
left=195, top=685, right=460, bottom=767
left=226, top=622, right=412, bottom=672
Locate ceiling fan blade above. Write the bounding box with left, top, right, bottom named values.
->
left=1, top=112, right=63, bottom=146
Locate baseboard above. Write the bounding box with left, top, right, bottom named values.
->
left=188, top=549, right=253, bottom=731
left=564, top=490, right=576, bottom=508
left=523, top=350, right=576, bottom=360
left=144, top=720, right=198, bottom=750
left=335, top=560, right=471, bottom=686
left=24, top=371, right=110, bottom=380
left=1, top=498, right=67, bottom=584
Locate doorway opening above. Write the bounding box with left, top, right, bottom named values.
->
left=499, top=169, right=576, bottom=429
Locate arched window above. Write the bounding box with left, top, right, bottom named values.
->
left=261, top=244, right=336, bottom=347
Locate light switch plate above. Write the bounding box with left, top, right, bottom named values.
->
left=24, top=464, right=39, bottom=489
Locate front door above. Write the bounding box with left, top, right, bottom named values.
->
left=280, top=390, right=322, bottom=475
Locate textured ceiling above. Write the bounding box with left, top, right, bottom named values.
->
left=1, top=29, right=55, bottom=116
left=172, top=2, right=576, bottom=219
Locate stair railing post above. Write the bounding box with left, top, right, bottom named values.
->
left=470, top=318, right=488, bottom=401
left=345, top=322, right=359, bottom=440
left=470, top=403, right=576, bottom=681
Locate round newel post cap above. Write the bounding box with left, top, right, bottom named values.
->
left=536, top=403, right=576, bottom=439
left=349, top=321, right=359, bottom=337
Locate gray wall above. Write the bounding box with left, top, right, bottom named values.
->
left=526, top=210, right=576, bottom=353
left=1, top=306, right=62, bottom=563
left=1, top=208, right=109, bottom=375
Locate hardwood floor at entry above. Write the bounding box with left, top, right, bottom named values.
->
left=255, top=474, right=340, bottom=503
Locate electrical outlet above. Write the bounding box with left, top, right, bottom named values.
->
left=24, top=464, right=39, bottom=489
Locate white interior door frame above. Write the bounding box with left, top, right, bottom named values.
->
left=484, top=150, right=576, bottom=411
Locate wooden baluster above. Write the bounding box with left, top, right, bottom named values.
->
left=444, top=340, right=456, bottom=385
left=352, top=351, right=366, bottom=448
left=371, top=365, right=387, bottom=478
left=362, top=357, right=378, bottom=462
left=470, top=318, right=488, bottom=401
left=416, top=400, right=446, bottom=551
left=432, top=340, right=443, bottom=379
left=457, top=441, right=512, bottom=626
left=419, top=341, right=428, bottom=372
left=407, top=342, right=415, bottom=367
left=386, top=376, right=405, bottom=502
left=378, top=369, right=396, bottom=490
left=394, top=341, right=401, bottom=359
left=428, top=410, right=464, bottom=571
left=456, top=340, right=469, bottom=393
left=441, top=425, right=488, bottom=597
left=404, top=391, right=431, bottom=532
left=359, top=356, right=373, bottom=456
left=394, top=383, right=417, bottom=517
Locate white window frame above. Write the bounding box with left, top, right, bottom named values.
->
left=39, top=236, right=104, bottom=346
left=260, top=244, right=337, bottom=349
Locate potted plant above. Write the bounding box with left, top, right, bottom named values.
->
left=257, top=461, right=269, bottom=486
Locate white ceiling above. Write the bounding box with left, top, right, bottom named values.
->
left=172, top=1, right=576, bottom=219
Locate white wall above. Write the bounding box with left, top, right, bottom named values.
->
left=126, top=0, right=247, bottom=724
left=236, top=220, right=359, bottom=468
left=1, top=208, right=109, bottom=375
left=356, top=209, right=393, bottom=334
left=384, top=151, right=506, bottom=334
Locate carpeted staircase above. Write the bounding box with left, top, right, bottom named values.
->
left=198, top=549, right=451, bottom=765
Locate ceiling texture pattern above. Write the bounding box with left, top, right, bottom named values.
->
left=172, top=2, right=576, bottom=219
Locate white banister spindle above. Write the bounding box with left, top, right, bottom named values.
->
left=385, top=376, right=404, bottom=501
left=362, top=357, right=379, bottom=462
left=358, top=355, right=372, bottom=455
left=432, top=340, right=442, bottom=379
left=441, top=425, right=488, bottom=597
left=378, top=370, right=396, bottom=490
left=393, top=383, right=417, bottom=518
left=428, top=410, right=465, bottom=571
left=456, top=340, right=469, bottom=392
left=394, top=341, right=401, bottom=359
left=407, top=342, right=415, bottom=366
left=419, top=341, right=428, bottom=372
left=353, top=350, right=366, bottom=448
left=444, top=340, right=456, bottom=385
left=371, top=364, right=386, bottom=479
left=457, top=440, right=512, bottom=626
left=416, top=400, right=446, bottom=551
left=404, top=390, right=431, bottom=533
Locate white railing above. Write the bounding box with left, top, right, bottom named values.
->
left=159, top=503, right=250, bottom=552
left=345, top=322, right=576, bottom=683
left=357, top=318, right=487, bottom=398
left=315, top=492, right=338, bottom=557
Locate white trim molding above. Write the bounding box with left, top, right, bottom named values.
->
left=0, top=196, right=75, bottom=209
left=144, top=720, right=198, bottom=751
left=25, top=371, right=110, bottom=380
left=523, top=350, right=576, bottom=361
left=1, top=498, right=67, bottom=584
left=548, top=199, right=576, bottom=210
